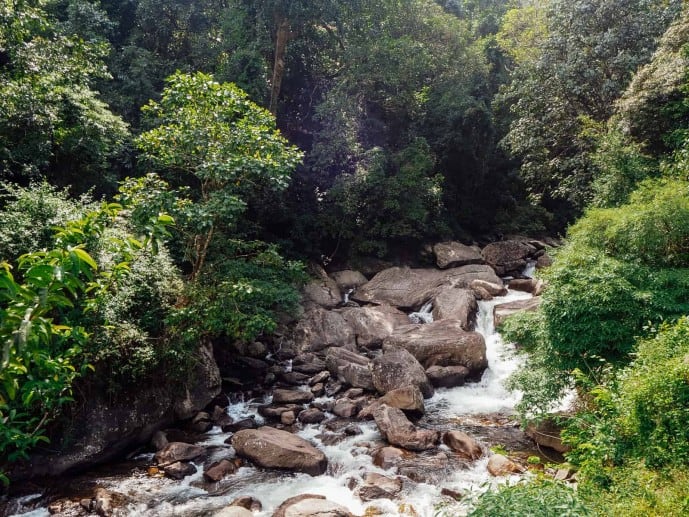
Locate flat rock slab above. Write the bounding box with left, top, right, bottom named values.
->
left=337, top=304, right=409, bottom=348
left=383, top=320, right=487, bottom=379
left=493, top=297, right=542, bottom=327
left=433, top=241, right=484, bottom=269
left=231, top=427, right=327, bottom=476
left=272, top=389, right=315, bottom=405
left=351, top=265, right=501, bottom=309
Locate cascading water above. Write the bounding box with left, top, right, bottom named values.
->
left=7, top=288, right=537, bottom=517
left=408, top=300, right=434, bottom=324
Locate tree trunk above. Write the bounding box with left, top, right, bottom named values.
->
left=269, top=17, right=292, bottom=116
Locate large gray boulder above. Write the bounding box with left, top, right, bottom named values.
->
left=325, top=347, right=375, bottom=390
left=273, top=494, right=354, bottom=517
left=433, top=241, right=484, bottom=269
left=481, top=240, right=536, bottom=276
left=373, top=405, right=439, bottom=451
left=303, top=278, right=342, bottom=309
left=337, top=304, right=409, bottom=349
left=383, top=320, right=487, bottom=379
left=293, top=307, right=355, bottom=352
left=351, top=265, right=501, bottom=309
left=331, top=270, right=369, bottom=290
left=432, top=287, right=477, bottom=329
left=371, top=348, right=433, bottom=398
left=493, top=297, right=542, bottom=327
left=231, top=427, right=327, bottom=476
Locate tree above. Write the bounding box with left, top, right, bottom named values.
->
left=136, top=71, right=303, bottom=279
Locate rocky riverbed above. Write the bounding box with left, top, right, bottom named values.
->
left=2, top=239, right=571, bottom=517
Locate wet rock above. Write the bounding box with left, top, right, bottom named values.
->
left=213, top=507, right=253, bottom=517
left=279, top=371, right=311, bottom=385
left=525, top=417, right=570, bottom=453
left=207, top=393, right=231, bottom=409
left=293, top=354, right=328, bottom=375
left=312, top=400, right=335, bottom=412
left=223, top=416, right=258, bottom=432
left=378, top=386, right=425, bottom=418
left=93, top=488, right=127, bottom=516
left=373, top=405, right=439, bottom=451
left=343, top=387, right=365, bottom=399
left=325, top=347, right=374, bottom=390
left=187, top=411, right=213, bottom=433
left=155, top=442, right=205, bottom=465
left=371, top=348, right=433, bottom=399
left=231, top=427, right=328, bottom=476
left=443, top=431, right=483, bottom=460
left=325, top=381, right=344, bottom=397
left=331, top=270, right=369, bottom=289
left=163, top=460, right=197, bottom=480
left=273, top=494, right=354, bottom=517
left=383, top=321, right=487, bottom=379
left=482, top=240, right=536, bottom=276
left=333, top=399, right=360, bottom=418
left=273, top=389, right=315, bottom=405
left=470, top=279, right=507, bottom=297
left=230, top=496, right=263, bottom=512
left=309, top=370, right=330, bottom=385
left=311, top=383, right=325, bottom=397
left=294, top=307, right=355, bottom=352
left=508, top=278, right=538, bottom=293
left=487, top=454, right=524, bottom=476
left=351, top=265, right=502, bottom=309
left=298, top=408, right=326, bottom=424
left=151, top=430, right=168, bottom=451
left=281, top=410, right=297, bottom=425
left=425, top=365, right=469, bottom=388
left=357, top=472, right=403, bottom=501
left=397, top=451, right=453, bottom=484
left=372, top=446, right=407, bottom=469
left=432, top=287, right=477, bottom=329
left=493, top=297, right=542, bottom=327
left=47, top=499, right=84, bottom=515
left=204, top=459, right=237, bottom=482
left=536, top=253, right=553, bottom=269
left=433, top=241, right=484, bottom=269
left=338, top=304, right=410, bottom=348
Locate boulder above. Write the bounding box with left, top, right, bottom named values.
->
left=536, top=253, right=553, bottom=269
left=426, top=365, right=469, bottom=388
left=481, top=240, right=536, bottom=276
left=298, top=408, right=326, bottom=424
left=311, top=383, right=325, bottom=397
left=331, top=270, right=369, bottom=289
left=292, top=354, right=327, bottom=375
left=356, top=472, right=403, bottom=501
left=373, top=405, right=439, bottom=451
left=379, top=386, right=425, bottom=418
left=281, top=410, right=297, bottom=425
left=487, top=454, right=524, bottom=476
left=257, top=405, right=300, bottom=420
left=155, top=442, right=205, bottom=465
left=470, top=279, right=507, bottom=297
left=508, top=278, right=540, bottom=294
left=325, top=347, right=375, bottom=390
left=272, top=389, right=315, bottom=405
left=230, top=496, right=262, bottom=512
left=351, top=265, right=502, bottom=309
left=309, top=371, right=330, bottom=385
left=372, top=446, right=408, bottom=469
left=163, top=461, right=197, bottom=480
left=93, top=488, right=127, bottom=516
left=433, top=241, right=484, bottom=269
left=333, top=399, right=360, bottom=418
left=279, top=371, right=311, bottom=385
left=338, top=304, right=409, bottom=348
left=231, top=427, right=327, bottom=476
left=371, top=348, right=433, bottom=398
left=223, top=416, right=258, bottom=432
left=302, top=266, right=342, bottom=309
left=432, top=287, right=477, bottom=329
left=204, top=459, right=237, bottom=482
left=383, top=320, right=487, bottom=379
left=213, top=507, right=253, bottom=517
left=525, top=417, right=570, bottom=453
left=443, top=431, right=482, bottom=460
left=294, top=307, right=355, bottom=353
left=493, top=297, right=542, bottom=327
left=273, top=494, right=354, bottom=517
left=151, top=430, right=168, bottom=451
left=396, top=451, right=453, bottom=484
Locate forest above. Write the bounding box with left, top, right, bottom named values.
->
left=1, top=0, right=689, bottom=515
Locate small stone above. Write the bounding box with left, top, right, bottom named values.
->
left=163, top=461, right=198, bottom=480
left=281, top=410, right=297, bottom=425
left=298, top=408, right=326, bottom=424
left=309, top=370, right=331, bottom=385
left=311, top=382, right=325, bottom=396
left=204, top=459, right=237, bottom=482
left=230, top=496, right=263, bottom=512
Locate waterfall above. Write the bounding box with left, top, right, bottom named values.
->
left=408, top=299, right=434, bottom=324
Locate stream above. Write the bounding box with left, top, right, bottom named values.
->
left=5, top=289, right=544, bottom=517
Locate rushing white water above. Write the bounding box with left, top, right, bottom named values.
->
left=10, top=287, right=535, bottom=517
left=408, top=299, right=434, bottom=324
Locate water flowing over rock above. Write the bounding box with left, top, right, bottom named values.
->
left=351, top=264, right=501, bottom=309
left=433, top=241, right=484, bottom=269
left=431, top=287, right=478, bottom=329
left=493, top=297, right=542, bottom=327
left=231, top=427, right=328, bottom=476
left=481, top=240, right=536, bottom=276
left=325, top=347, right=375, bottom=390
left=383, top=320, right=487, bottom=379
left=371, top=348, right=434, bottom=398
left=294, top=307, right=355, bottom=352
left=338, top=304, right=409, bottom=348
left=373, top=404, right=440, bottom=451
left=273, top=494, right=354, bottom=517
